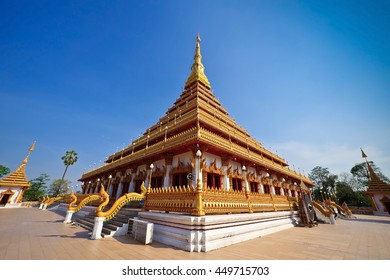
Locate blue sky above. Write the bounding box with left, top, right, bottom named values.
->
left=1, top=0, right=389, bottom=191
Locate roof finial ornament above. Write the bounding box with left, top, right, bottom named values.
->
left=23, top=141, right=36, bottom=164
left=185, top=34, right=210, bottom=88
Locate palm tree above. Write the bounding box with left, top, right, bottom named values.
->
left=58, top=150, right=78, bottom=195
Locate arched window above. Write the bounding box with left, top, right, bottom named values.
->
left=232, top=178, right=242, bottom=191
left=173, top=172, right=188, bottom=187
left=250, top=182, right=258, bottom=192
left=151, top=176, right=163, bottom=188
left=207, top=173, right=221, bottom=189
left=134, top=180, right=144, bottom=193
left=121, top=182, right=130, bottom=196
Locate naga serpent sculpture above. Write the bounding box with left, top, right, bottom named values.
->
left=312, top=200, right=334, bottom=217
left=67, top=188, right=104, bottom=213
left=45, top=196, right=63, bottom=207
left=96, top=182, right=147, bottom=222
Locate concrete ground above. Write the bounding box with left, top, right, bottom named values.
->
left=0, top=207, right=390, bottom=260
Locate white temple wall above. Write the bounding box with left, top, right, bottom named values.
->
left=153, top=159, right=165, bottom=170
left=202, top=152, right=222, bottom=169
left=172, top=151, right=193, bottom=168
left=247, top=166, right=256, bottom=175
left=229, top=161, right=241, bottom=172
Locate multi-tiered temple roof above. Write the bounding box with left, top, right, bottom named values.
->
left=80, top=35, right=313, bottom=187
left=0, top=143, right=35, bottom=188
left=366, top=160, right=390, bottom=193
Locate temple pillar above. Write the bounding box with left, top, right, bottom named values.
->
left=164, top=154, right=173, bottom=187
left=280, top=185, right=285, bottom=196
left=107, top=181, right=113, bottom=197
left=116, top=182, right=123, bottom=200
left=221, top=155, right=231, bottom=190
left=270, top=181, right=276, bottom=195
left=129, top=169, right=136, bottom=192
left=242, top=165, right=249, bottom=192
left=259, top=181, right=265, bottom=193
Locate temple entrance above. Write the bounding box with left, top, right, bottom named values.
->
left=384, top=202, right=390, bottom=214
left=0, top=194, right=11, bottom=205
left=380, top=196, right=390, bottom=214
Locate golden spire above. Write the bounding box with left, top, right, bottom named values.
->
left=22, top=141, right=35, bottom=164
left=185, top=34, right=211, bottom=88
left=0, top=142, right=35, bottom=187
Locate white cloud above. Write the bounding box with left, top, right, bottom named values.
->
left=273, top=141, right=390, bottom=176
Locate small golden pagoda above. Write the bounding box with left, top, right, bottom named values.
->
left=362, top=149, right=390, bottom=216
left=79, top=35, right=313, bottom=206
left=0, top=143, right=34, bottom=206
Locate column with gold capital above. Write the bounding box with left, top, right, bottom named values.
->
left=192, top=150, right=205, bottom=216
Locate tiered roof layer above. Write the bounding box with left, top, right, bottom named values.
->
left=81, top=36, right=313, bottom=186
left=0, top=143, right=34, bottom=188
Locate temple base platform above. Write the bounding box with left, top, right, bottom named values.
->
left=138, top=210, right=299, bottom=252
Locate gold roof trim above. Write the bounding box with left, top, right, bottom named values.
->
left=185, top=34, right=211, bottom=88
left=361, top=149, right=390, bottom=193
left=80, top=36, right=312, bottom=187
left=366, top=162, right=390, bottom=192
left=0, top=143, right=35, bottom=188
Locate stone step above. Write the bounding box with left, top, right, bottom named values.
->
left=103, top=223, right=120, bottom=231
left=74, top=207, right=140, bottom=238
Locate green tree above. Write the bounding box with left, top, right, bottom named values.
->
left=24, top=174, right=49, bottom=201
left=49, top=179, right=71, bottom=197
left=351, top=162, right=390, bottom=191
left=0, top=164, right=11, bottom=178
left=308, top=166, right=338, bottom=201
left=335, top=168, right=377, bottom=207
left=336, top=181, right=355, bottom=205
left=58, top=150, right=78, bottom=195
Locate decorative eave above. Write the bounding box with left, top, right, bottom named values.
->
left=366, top=162, right=390, bottom=193
left=80, top=126, right=312, bottom=186
left=0, top=143, right=35, bottom=188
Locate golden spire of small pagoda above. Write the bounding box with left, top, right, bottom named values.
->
left=0, top=142, right=35, bottom=187
left=185, top=34, right=211, bottom=88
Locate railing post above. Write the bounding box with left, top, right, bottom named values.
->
left=91, top=216, right=105, bottom=239
left=63, top=210, right=74, bottom=223
left=193, top=178, right=205, bottom=216
left=192, top=150, right=205, bottom=216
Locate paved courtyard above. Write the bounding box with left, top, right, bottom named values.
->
left=0, top=207, right=390, bottom=260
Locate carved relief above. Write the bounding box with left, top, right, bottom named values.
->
left=203, top=159, right=224, bottom=175
left=247, top=172, right=261, bottom=183
left=112, top=176, right=121, bottom=184
left=134, top=170, right=147, bottom=180
left=122, top=173, right=132, bottom=183
left=261, top=177, right=270, bottom=186
left=153, top=165, right=166, bottom=177
left=172, top=159, right=192, bottom=174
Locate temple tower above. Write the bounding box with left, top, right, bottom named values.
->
left=0, top=143, right=35, bottom=206
left=80, top=35, right=313, bottom=198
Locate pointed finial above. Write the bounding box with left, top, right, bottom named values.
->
left=29, top=141, right=36, bottom=152
left=196, top=34, right=201, bottom=43
left=185, top=34, right=210, bottom=88
left=23, top=141, right=36, bottom=164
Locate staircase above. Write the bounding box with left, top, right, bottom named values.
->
left=75, top=208, right=140, bottom=238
